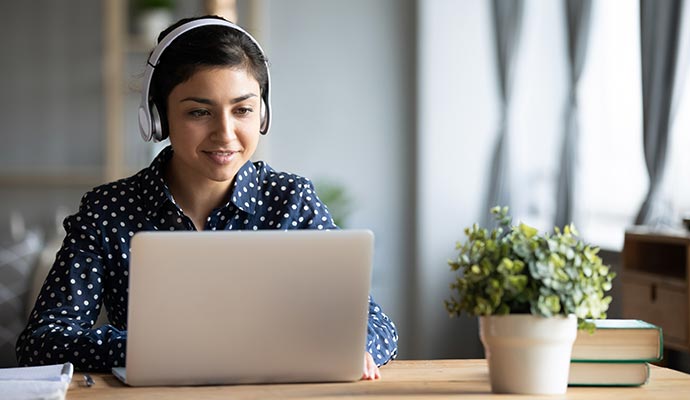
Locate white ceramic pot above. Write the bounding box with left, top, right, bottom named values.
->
left=479, top=314, right=577, bottom=395
left=137, top=9, right=174, bottom=47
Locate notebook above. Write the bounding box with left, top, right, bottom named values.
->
left=0, top=363, right=73, bottom=400
left=113, top=229, right=374, bottom=386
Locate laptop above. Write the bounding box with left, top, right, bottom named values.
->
left=112, top=229, right=374, bottom=386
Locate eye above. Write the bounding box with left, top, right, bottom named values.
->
left=234, top=107, right=254, bottom=116
left=189, top=109, right=210, bottom=118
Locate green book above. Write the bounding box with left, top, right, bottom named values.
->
left=568, top=362, right=650, bottom=387
left=571, top=319, right=663, bottom=362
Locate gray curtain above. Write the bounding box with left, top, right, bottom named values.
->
left=635, top=0, right=685, bottom=225
left=484, top=0, right=524, bottom=225
left=554, top=0, right=592, bottom=229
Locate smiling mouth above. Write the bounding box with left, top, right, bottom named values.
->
left=203, top=150, right=240, bottom=165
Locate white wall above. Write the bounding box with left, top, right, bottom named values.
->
left=415, top=0, right=568, bottom=358
left=416, top=0, right=497, bottom=358
left=509, top=0, right=567, bottom=231
left=256, top=0, right=417, bottom=356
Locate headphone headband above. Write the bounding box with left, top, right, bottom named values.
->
left=138, top=18, right=272, bottom=142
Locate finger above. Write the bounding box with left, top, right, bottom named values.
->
left=361, top=369, right=374, bottom=380
left=362, top=355, right=368, bottom=380
left=365, top=353, right=380, bottom=381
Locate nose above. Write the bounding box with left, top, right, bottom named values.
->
left=212, top=110, right=238, bottom=142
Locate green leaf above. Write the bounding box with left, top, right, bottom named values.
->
left=444, top=205, right=615, bottom=325
left=519, top=222, right=538, bottom=238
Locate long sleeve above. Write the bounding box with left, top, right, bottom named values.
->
left=16, top=193, right=126, bottom=372
left=366, top=295, right=398, bottom=366
left=15, top=154, right=401, bottom=373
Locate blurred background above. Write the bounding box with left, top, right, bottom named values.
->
left=1, top=0, right=690, bottom=370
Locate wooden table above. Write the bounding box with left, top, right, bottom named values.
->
left=67, top=359, right=690, bottom=399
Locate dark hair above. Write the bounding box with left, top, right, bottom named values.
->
left=149, top=15, right=269, bottom=133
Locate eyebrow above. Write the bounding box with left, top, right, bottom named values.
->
left=179, top=93, right=258, bottom=105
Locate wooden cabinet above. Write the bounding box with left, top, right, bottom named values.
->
left=622, top=228, right=690, bottom=351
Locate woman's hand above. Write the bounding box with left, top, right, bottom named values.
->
left=361, top=352, right=381, bottom=380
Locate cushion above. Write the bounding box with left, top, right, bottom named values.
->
left=0, top=231, right=42, bottom=367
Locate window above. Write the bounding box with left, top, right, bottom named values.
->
left=577, top=0, right=689, bottom=250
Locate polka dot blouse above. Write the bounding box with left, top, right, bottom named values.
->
left=16, top=146, right=398, bottom=371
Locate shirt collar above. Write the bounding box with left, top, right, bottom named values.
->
left=139, top=145, right=176, bottom=218
left=229, top=160, right=260, bottom=215
left=139, top=146, right=261, bottom=217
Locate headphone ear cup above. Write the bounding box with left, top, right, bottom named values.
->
left=260, top=98, right=267, bottom=126
left=138, top=105, right=153, bottom=142
left=151, top=103, right=165, bottom=142
left=260, top=98, right=268, bottom=134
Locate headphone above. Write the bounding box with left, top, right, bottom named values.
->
left=138, top=18, right=272, bottom=142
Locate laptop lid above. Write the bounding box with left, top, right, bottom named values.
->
left=118, top=229, right=373, bottom=386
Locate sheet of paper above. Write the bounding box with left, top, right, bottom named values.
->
left=0, top=363, right=73, bottom=400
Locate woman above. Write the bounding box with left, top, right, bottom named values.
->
left=16, top=15, right=397, bottom=380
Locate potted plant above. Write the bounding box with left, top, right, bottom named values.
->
left=445, top=206, right=615, bottom=395
left=313, top=180, right=353, bottom=228
left=133, top=0, right=176, bottom=47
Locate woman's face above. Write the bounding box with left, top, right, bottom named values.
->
left=166, top=66, right=261, bottom=186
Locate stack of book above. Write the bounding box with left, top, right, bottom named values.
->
left=568, top=319, right=663, bottom=387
